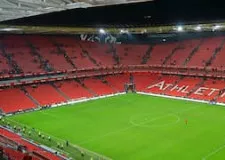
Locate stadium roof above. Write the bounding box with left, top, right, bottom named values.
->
left=0, top=0, right=152, bottom=22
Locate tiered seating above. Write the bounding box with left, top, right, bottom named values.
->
left=54, top=37, right=96, bottom=68
left=1, top=128, right=61, bottom=160
left=165, top=77, right=202, bottom=97
left=81, top=41, right=115, bottom=66
left=2, top=35, right=43, bottom=73
left=25, top=84, right=65, bottom=105
left=187, top=37, right=224, bottom=67
left=0, top=87, right=35, bottom=113
left=116, top=44, right=149, bottom=65
left=105, top=74, right=129, bottom=91
left=211, top=44, right=225, bottom=68
left=134, top=72, right=160, bottom=91
left=0, top=53, right=11, bottom=74
left=165, top=39, right=200, bottom=66
left=3, top=147, right=25, bottom=160
left=145, top=75, right=180, bottom=94
left=202, top=79, right=225, bottom=102
left=146, top=43, right=178, bottom=65
left=83, top=78, right=115, bottom=95
left=54, top=80, right=93, bottom=99
left=26, top=36, right=73, bottom=71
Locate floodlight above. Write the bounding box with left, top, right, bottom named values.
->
left=195, top=25, right=202, bottom=31
left=213, top=25, right=222, bottom=31
left=177, top=26, right=183, bottom=32
left=99, top=28, right=106, bottom=34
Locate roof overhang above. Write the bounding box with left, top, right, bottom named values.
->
left=0, top=0, right=152, bottom=22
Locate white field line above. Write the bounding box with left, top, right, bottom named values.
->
left=5, top=92, right=225, bottom=159
left=6, top=118, right=112, bottom=160
left=202, top=143, right=225, bottom=160
left=137, top=92, right=225, bottom=107
left=129, top=114, right=180, bottom=128
left=79, top=105, right=201, bottom=145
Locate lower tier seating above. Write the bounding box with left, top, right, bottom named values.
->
left=0, top=87, right=36, bottom=113
left=83, top=78, right=115, bottom=96
left=54, top=80, right=93, bottom=99
left=25, top=84, right=66, bottom=106
left=105, top=74, right=130, bottom=91
left=1, top=128, right=62, bottom=160
left=1, top=74, right=225, bottom=114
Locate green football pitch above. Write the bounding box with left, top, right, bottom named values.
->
left=6, top=94, right=225, bottom=160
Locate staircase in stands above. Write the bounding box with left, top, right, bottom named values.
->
left=183, top=39, right=204, bottom=66
left=205, top=37, right=225, bottom=67
left=141, top=45, right=154, bottom=64
left=25, top=38, right=54, bottom=72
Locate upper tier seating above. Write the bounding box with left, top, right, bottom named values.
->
left=187, top=37, right=224, bottom=67
left=2, top=35, right=43, bottom=73
left=116, top=44, right=149, bottom=65
left=81, top=41, right=115, bottom=66
left=53, top=37, right=96, bottom=68
left=211, top=43, right=225, bottom=68
left=0, top=53, right=11, bottom=74
left=26, top=36, right=74, bottom=71
left=147, top=43, right=178, bottom=65
left=0, top=87, right=35, bottom=113
left=0, top=35, right=225, bottom=75
left=25, top=84, right=65, bottom=105
left=165, top=39, right=201, bottom=66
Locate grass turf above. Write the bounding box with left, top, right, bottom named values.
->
left=6, top=94, right=225, bottom=160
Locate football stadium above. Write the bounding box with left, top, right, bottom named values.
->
left=1, top=0, right=225, bottom=160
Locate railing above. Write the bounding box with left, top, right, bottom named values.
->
left=1, top=65, right=225, bottom=87
left=0, top=118, right=112, bottom=160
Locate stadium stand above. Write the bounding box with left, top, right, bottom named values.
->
left=165, top=39, right=201, bottom=66
left=146, top=43, right=178, bottom=65
left=2, top=35, right=43, bottom=73
left=105, top=74, right=130, bottom=92
left=1, top=127, right=62, bottom=160
left=0, top=54, right=11, bottom=74
left=54, top=80, right=93, bottom=99
left=25, top=35, right=74, bottom=71
left=25, top=84, right=66, bottom=106
left=186, top=37, right=224, bottom=67
left=1, top=35, right=225, bottom=114
left=80, top=41, right=115, bottom=66
left=0, top=87, right=36, bottom=113
left=83, top=78, right=115, bottom=96
left=52, top=37, right=96, bottom=69
left=115, top=44, right=149, bottom=65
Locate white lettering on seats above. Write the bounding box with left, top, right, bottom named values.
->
left=181, top=86, right=190, bottom=93
left=171, top=85, right=186, bottom=92
left=208, top=88, right=219, bottom=96
left=147, top=81, right=165, bottom=90
left=194, top=87, right=209, bottom=95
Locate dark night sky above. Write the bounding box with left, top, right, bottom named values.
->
left=2, top=0, right=225, bottom=27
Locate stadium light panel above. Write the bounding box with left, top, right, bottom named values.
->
left=120, top=29, right=129, bottom=34
left=177, top=26, right=183, bottom=32
left=195, top=25, right=202, bottom=31
left=212, top=25, right=222, bottom=31
left=99, top=28, right=106, bottom=34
